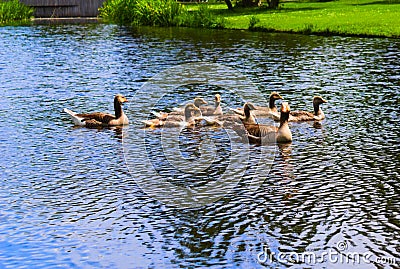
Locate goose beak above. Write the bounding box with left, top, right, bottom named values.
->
left=281, top=102, right=290, bottom=113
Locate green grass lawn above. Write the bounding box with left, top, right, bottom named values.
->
left=186, top=0, right=400, bottom=37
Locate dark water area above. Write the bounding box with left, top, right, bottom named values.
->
left=0, top=24, right=399, bottom=268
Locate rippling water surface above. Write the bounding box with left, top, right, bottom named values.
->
left=0, top=25, right=399, bottom=268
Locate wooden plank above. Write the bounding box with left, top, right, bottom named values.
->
left=19, top=0, right=106, bottom=17
left=21, top=0, right=79, bottom=7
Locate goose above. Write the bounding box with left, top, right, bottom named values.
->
left=63, top=94, right=129, bottom=128
left=153, top=97, right=208, bottom=120
left=200, top=94, right=223, bottom=116
left=232, top=92, right=283, bottom=118
left=289, top=96, right=327, bottom=121
left=142, top=103, right=201, bottom=128
left=245, top=102, right=292, bottom=144
left=190, top=101, right=255, bottom=128
left=169, top=97, right=208, bottom=114
left=230, top=102, right=257, bottom=125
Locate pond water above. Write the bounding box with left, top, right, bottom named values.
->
left=0, top=24, right=399, bottom=268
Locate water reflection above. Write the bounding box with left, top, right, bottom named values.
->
left=0, top=24, right=398, bottom=268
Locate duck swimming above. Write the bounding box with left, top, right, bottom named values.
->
left=200, top=94, right=223, bottom=116
left=169, top=97, right=208, bottom=115
left=244, top=102, right=292, bottom=144
left=63, top=94, right=129, bottom=128
left=289, top=96, right=327, bottom=121
left=191, top=101, right=257, bottom=128
left=154, top=97, right=208, bottom=120
left=142, top=103, right=201, bottom=128
left=230, top=102, right=257, bottom=125
left=232, top=92, right=283, bottom=118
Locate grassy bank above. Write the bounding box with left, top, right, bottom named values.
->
left=204, top=0, right=400, bottom=37
left=100, top=0, right=400, bottom=38
left=0, top=0, right=33, bottom=25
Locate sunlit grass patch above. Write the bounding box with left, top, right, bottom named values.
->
left=0, top=0, right=33, bottom=25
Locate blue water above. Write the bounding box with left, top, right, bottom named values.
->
left=0, top=24, right=399, bottom=268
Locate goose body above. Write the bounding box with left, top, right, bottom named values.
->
left=289, top=96, right=327, bottom=121
left=231, top=102, right=257, bottom=125
left=245, top=102, right=292, bottom=144
left=170, top=97, right=208, bottom=114
left=233, top=92, right=283, bottom=118
left=64, top=94, right=129, bottom=128
left=199, top=94, right=223, bottom=116
left=270, top=96, right=328, bottom=122
left=142, top=103, right=201, bottom=128
left=153, top=97, right=207, bottom=121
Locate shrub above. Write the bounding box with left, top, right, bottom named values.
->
left=99, top=0, right=137, bottom=25
left=0, top=0, right=33, bottom=25
left=100, top=0, right=225, bottom=28
left=183, top=5, right=225, bottom=29
left=133, top=0, right=184, bottom=26
left=248, top=15, right=260, bottom=29
left=100, top=0, right=184, bottom=26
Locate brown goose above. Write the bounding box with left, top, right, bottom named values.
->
left=245, top=102, right=292, bottom=144
left=154, top=97, right=208, bottom=120
left=200, top=94, right=223, bottom=116
left=63, top=94, right=129, bottom=128
left=194, top=101, right=257, bottom=128
left=230, top=102, right=257, bottom=125
left=142, top=103, right=201, bottom=128
left=233, top=92, right=283, bottom=118
left=171, top=97, right=208, bottom=114
left=289, top=96, right=327, bottom=121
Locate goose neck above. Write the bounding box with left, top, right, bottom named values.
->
left=269, top=97, right=276, bottom=110
left=244, top=105, right=251, bottom=118
left=313, top=102, right=320, bottom=115
left=184, top=108, right=193, bottom=122
left=114, top=98, right=123, bottom=118
left=279, top=111, right=290, bottom=127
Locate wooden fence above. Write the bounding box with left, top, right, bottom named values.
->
left=20, top=0, right=106, bottom=17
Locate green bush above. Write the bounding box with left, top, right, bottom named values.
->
left=0, top=0, right=33, bottom=25
left=133, top=0, right=184, bottom=26
left=248, top=15, right=260, bottom=29
left=100, top=0, right=225, bottom=28
left=99, top=0, right=137, bottom=25
left=100, top=0, right=184, bottom=26
left=183, top=5, right=225, bottom=28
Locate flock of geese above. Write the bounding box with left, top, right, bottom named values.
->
left=64, top=92, right=327, bottom=144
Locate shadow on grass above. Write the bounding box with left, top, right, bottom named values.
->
left=351, top=0, right=400, bottom=4
left=213, top=6, right=322, bottom=17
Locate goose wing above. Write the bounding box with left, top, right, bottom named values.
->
left=142, top=118, right=164, bottom=128
left=83, top=119, right=106, bottom=128
left=200, top=106, right=217, bottom=116
left=244, top=124, right=277, bottom=137
left=289, top=111, right=314, bottom=121
left=76, top=112, right=116, bottom=124
left=198, top=116, right=223, bottom=127
left=244, top=124, right=278, bottom=144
